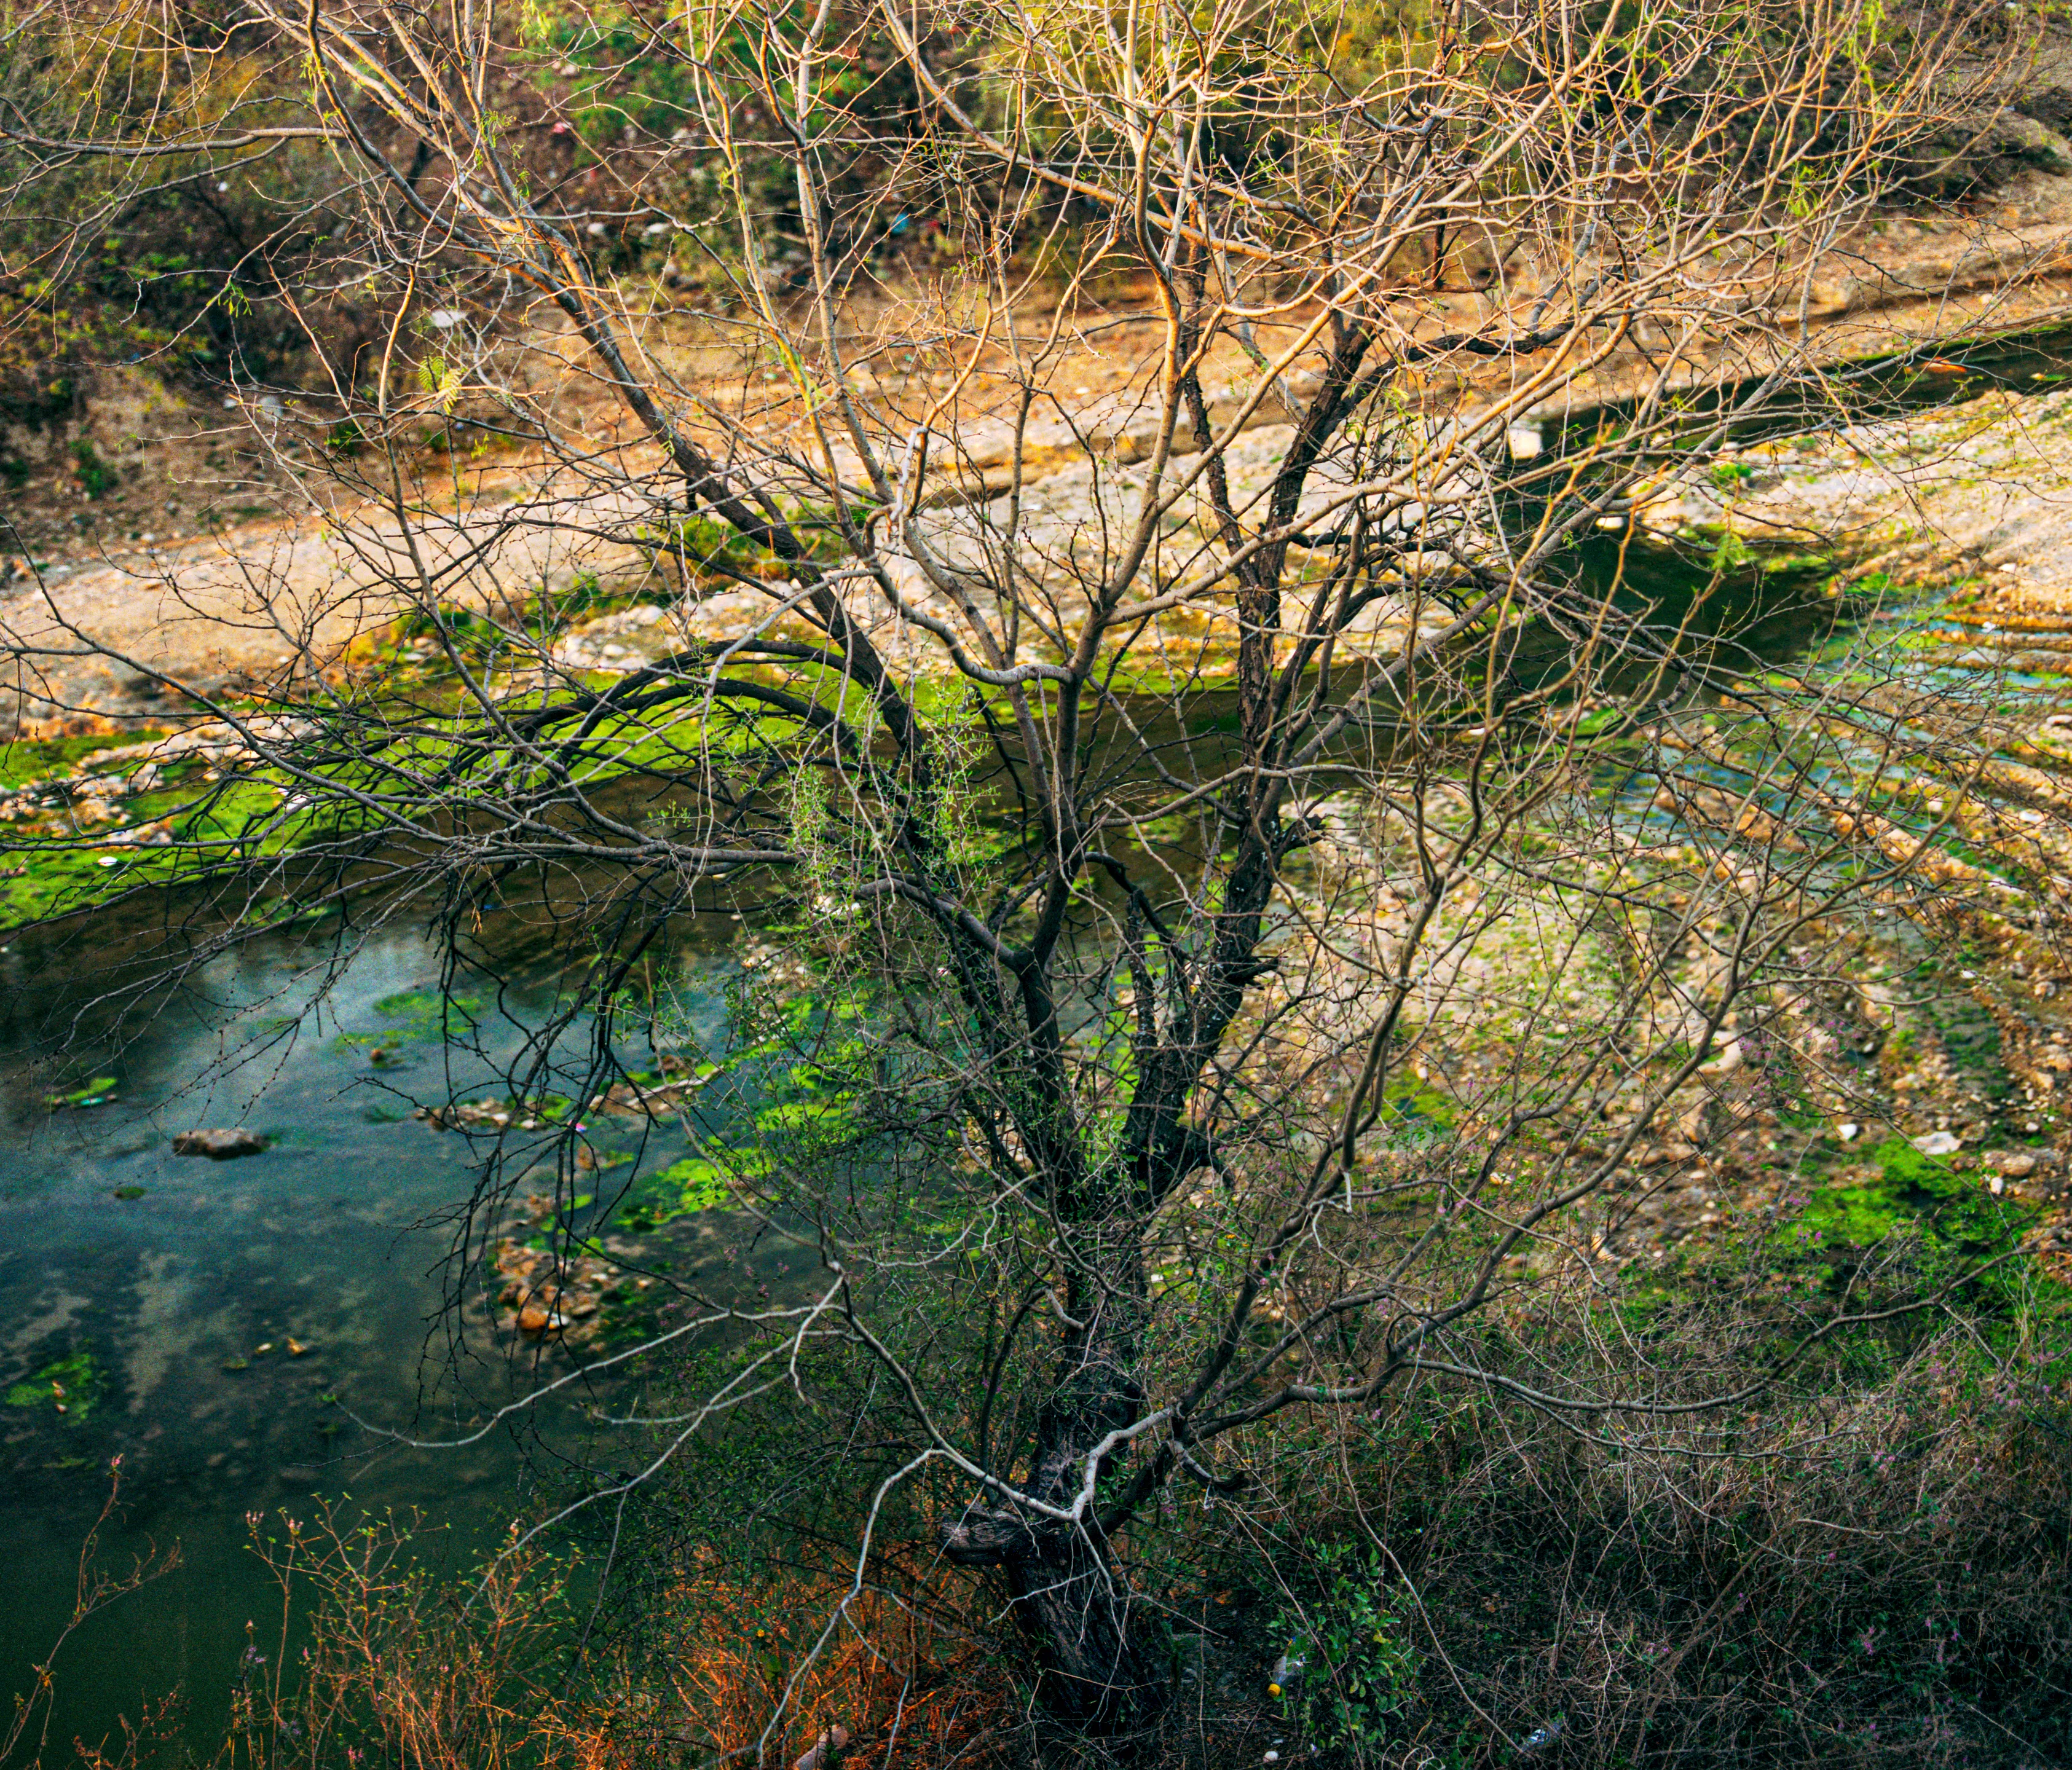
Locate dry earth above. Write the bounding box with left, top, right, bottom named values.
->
left=18, top=166, right=2072, bottom=728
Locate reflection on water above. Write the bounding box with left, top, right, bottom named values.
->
left=0, top=918, right=736, bottom=1757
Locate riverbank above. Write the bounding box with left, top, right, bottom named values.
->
left=15, top=169, right=2072, bottom=741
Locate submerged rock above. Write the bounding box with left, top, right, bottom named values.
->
left=495, top=1237, right=622, bottom=1342
left=172, top=1127, right=267, bottom=1158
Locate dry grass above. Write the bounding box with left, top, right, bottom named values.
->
left=211, top=1509, right=1007, bottom=1770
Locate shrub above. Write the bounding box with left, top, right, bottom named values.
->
left=1242, top=1268, right=2072, bottom=1766
left=68, top=438, right=115, bottom=498
left=1271, top=1542, right=1420, bottom=1751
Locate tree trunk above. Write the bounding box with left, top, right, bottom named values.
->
left=943, top=1458, right=1163, bottom=1726
left=943, top=1270, right=1163, bottom=1726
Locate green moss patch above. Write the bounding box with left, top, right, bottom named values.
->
left=1794, top=1137, right=2033, bottom=1254
left=0, top=730, right=168, bottom=789
left=621, top=1154, right=739, bottom=1230
left=5, top=1348, right=107, bottom=1425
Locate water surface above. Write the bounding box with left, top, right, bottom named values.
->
left=0, top=914, right=745, bottom=1757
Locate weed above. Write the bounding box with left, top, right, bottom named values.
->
left=69, top=437, right=117, bottom=498
left=4, top=1348, right=106, bottom=1423
left=1272, top=1542, right=1420, bottom=1750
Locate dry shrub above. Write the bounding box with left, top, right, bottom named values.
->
left=1, top=1461, right=182, bottom=1770
left=1231, top=1275, right=2072, bottom=1768
left=582, top=1554, right=1005, bottom=1770
left=224, top=1509, right=1006, bottom=1770
left=220, top=1508, right=565, bottom=1770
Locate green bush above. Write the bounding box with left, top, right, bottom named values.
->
left=69, top=436, right=116, bottom=498
left=1272, top=1541, right=1420, bottom=1750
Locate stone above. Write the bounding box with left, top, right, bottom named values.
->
left=793, top=1726, right=849, bottom=1770
left=171, top=1127, right=266, bottom=1159
left=1912, top=1130, right=1963, bottom=1157
left=1698, top=1040, right=1743, bottom=1077
left=1985, top=1149, right=2039, bottom=1179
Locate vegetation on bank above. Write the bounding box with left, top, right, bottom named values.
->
left=25, top=1239, right=2065, bottom=1767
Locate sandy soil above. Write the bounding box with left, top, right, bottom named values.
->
left=16, top=170, right=2072, bottom=730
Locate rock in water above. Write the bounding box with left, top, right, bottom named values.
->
left=172, top=1127, right=267, bottom=1158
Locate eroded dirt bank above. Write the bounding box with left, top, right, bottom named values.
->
left=17, top=155, right=2072, bottom=731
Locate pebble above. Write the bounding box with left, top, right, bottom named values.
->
left=497, top=1236, right=624, bottom=1342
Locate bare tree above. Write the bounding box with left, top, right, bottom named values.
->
left=0, top=0, right=2037, bottom=1750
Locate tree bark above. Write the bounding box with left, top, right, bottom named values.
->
left=943, top=1262, right=1163, bottom=1726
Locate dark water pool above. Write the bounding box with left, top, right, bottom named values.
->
left=0, top=917, right=747, bottom=1758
